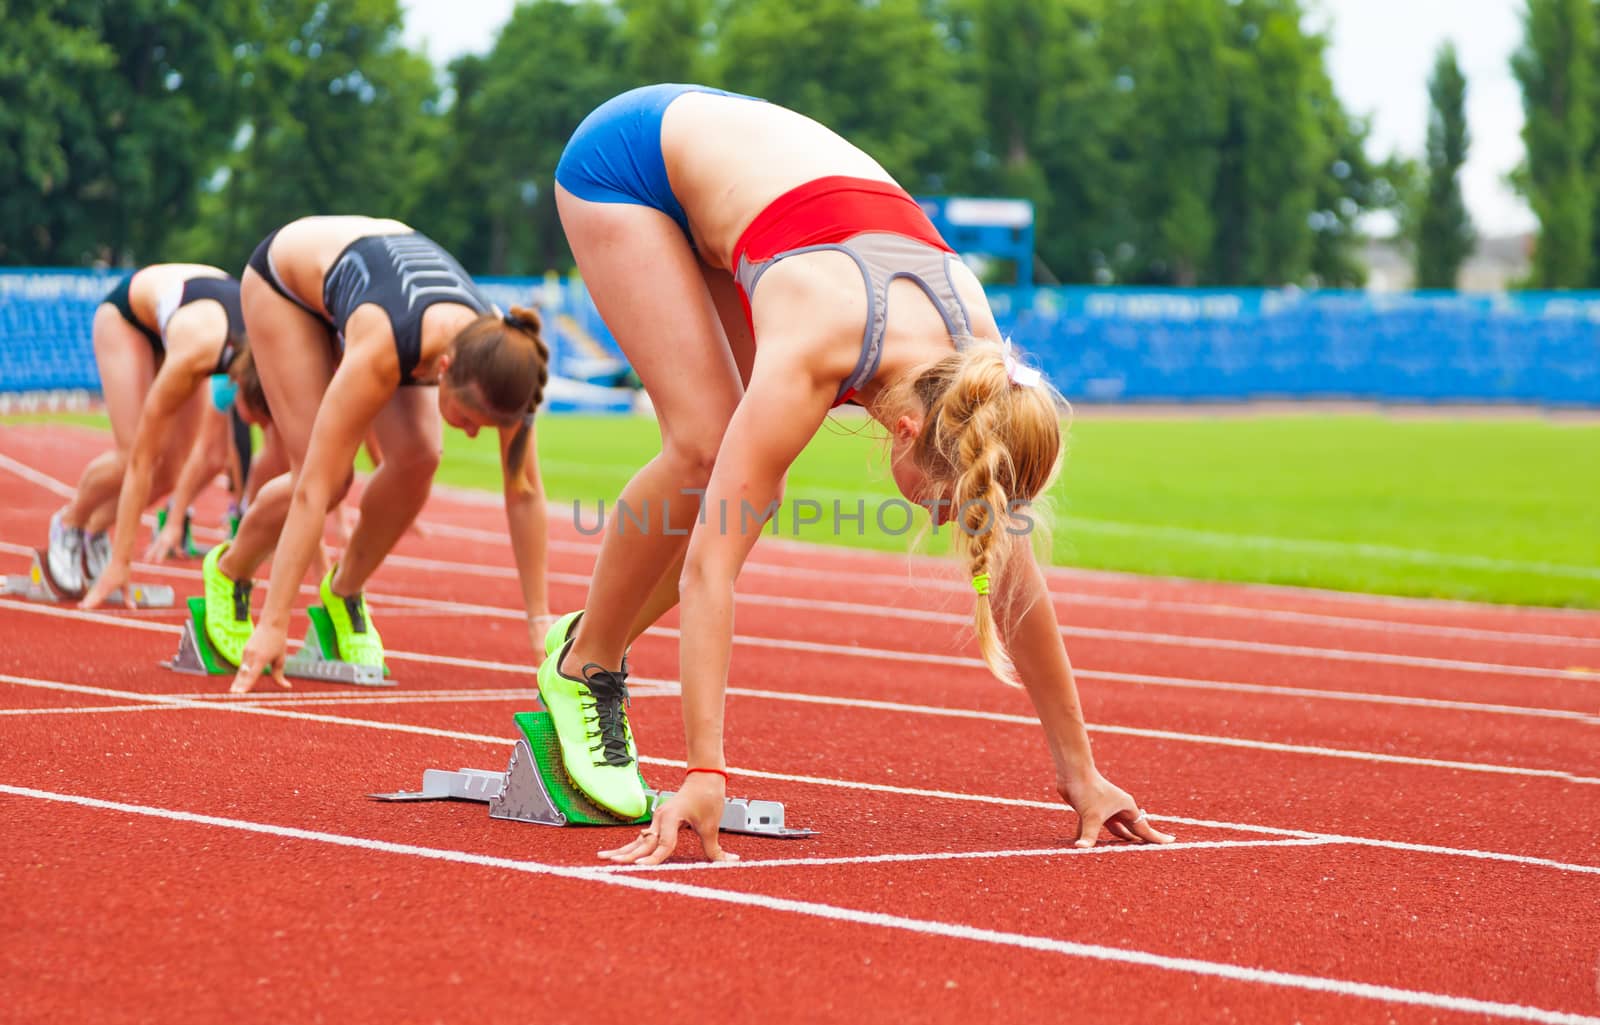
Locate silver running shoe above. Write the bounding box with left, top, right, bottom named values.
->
left=46, top=511, right=86, bottom=596
left=82, top=531, right=112, bottom=584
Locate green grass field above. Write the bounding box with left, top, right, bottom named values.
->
left=10, top=410, right=1598, bottom=607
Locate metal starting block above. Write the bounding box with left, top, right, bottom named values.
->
left=164, top=597, right=393, bottom=687
left=369, top=710, right=816, bottom=839
left=1, top=550, right=174, bottom=608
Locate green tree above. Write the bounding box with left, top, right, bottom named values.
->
left=1102, top=0, right=1229, bottom=284
left=174, top=0, right=443, bottom=267
left=714, top=0, right=982, bottom=193
left=417, top=0, right=628, bottom=274
left=1414, top=42, right=1475, bottom=288
left=954, top=0, right=1126, bottom=282
left=619, top=0, right=710, bottom=84
left=1511, top=0, right=1595, bottom=287
left=1208, top=0, right=1323, bottom=285
left=0, top=0, right=245, bottom=266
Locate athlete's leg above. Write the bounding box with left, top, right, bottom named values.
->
left=220, top=267, right=337, bottom=582
left=621, top=263, right=758, bottom=643
left=332, top=386, right=441, bottom=592
left=59, top=306, right=157, bottom=527
left=555, top=185, right=748, bottom=677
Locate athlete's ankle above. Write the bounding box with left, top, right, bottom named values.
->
left=558, top=646, right=619, bottom=681
left=329, top=564, right=364, bottom=598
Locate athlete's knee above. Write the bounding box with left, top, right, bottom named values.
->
left=379, top=440, right=441, bottom=483
left=659, top=435, right=722, bottom=489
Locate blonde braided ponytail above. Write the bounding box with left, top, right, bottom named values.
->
left=882, top=340, right=1065, bottom=683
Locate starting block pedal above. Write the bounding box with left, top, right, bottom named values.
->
left=369, top=710, right=816, bottom=839
left=164, top=597, right=234, bottom=675
left=282, top=605, right=392, bottom=687
left=163, top=598, right=393, bottom=687
left=2, top=550, right=174, bottom=608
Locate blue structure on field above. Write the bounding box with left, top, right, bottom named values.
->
left=919, top=196, right=1036, bottom=287
left=3, top=270, right=1597, bottom=407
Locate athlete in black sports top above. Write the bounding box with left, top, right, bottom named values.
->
left=247, top=227, right=493, bottom=384
left=216, top=216, right=557, bottom=694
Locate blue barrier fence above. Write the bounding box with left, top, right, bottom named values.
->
left=3, top=271, right=1597, bottom=406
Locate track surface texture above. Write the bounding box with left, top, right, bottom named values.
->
left=2, top=423, right=1597, bottom=1025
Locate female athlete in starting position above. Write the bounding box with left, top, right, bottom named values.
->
left=220, top=216, right=554, bottom=693
left=539, top=84, right=1174, bottom=862
left=47, top=265, right=255, bottom=600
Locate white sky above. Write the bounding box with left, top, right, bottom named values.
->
left=401, top=0, right=1535, bottom=236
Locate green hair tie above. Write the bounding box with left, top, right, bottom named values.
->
left=972, top=573, right=990, bottom=596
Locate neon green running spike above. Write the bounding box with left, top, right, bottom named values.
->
left=543, top=610, right=583, bottom=656
left=318, top=566, right=385, bottom=667
left=201, top=542, right=253, bottom=667
left=535, top=636, right=648, bottom=820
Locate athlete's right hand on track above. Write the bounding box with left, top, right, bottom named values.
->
left=144, top=523, right=184, bottom=563
left=598, top=773, right=739, bottom=865
left=79, top=559, right=133, bottom=610
left=1058, top=769, right=1175, bottom=848
left=231, top=623, right=291, bottom=694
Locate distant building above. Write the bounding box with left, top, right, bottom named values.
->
left=1363, top=233, right=1534, bottom=292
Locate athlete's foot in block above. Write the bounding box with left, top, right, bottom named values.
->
left=45, top=511, right=86, bottom=597
left=202, top=542, right=254, bottom=667
left=81, top=531, right=111, bottom=584
left=537, top=642, right=648, bottom=820
left=319, top=567, right=384, bottom=666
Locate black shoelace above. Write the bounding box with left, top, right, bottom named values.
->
left=232, top=579, right=253, bottom=623
left=578, top=664, right=633, bottom=767
left=342, top=593, right=368, bottom=633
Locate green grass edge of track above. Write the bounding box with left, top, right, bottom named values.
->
left=8, top=410, right=1597, bottom=609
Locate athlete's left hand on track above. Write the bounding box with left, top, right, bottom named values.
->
left=598, top=774, right=739, bottom=865
left=231, top=624, right=291, bottom=694
left=1058, top=770, right=1175, bottom=848
left=79, top=561, right=132, bottom=610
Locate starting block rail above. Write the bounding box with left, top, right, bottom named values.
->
left=2, top=550, right=174, bottom=608
left=370, top=711, right=815, bottom=839
left=164, top=596, right=393, bottom=687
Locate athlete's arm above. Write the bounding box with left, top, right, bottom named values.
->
left=232, top=334, right=393, bottom=690
left=995, top=549, right=1174, bottom=847
left=498, top=418, right=552, bottom=647
left=148, top=406, right=229, bottom=561
left=81, top=324, right=215, bottom=608
left=606, top=339, right=836, bottom=865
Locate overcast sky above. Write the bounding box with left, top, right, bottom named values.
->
left=400, top=0, right=1535, bottom=236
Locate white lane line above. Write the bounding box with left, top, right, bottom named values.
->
left=1, top=670, right=1596, bottom=878
left=0, top=450, right=74, bottom=498
left=700, top=684, right=1600, bottom=784
left=3, top=598, right=1594, bottom=778
left=13, top=559, right=1594, bottom=727
left=7, top=438, right=1599, bottom=631
left=372, top=549, right=1600, bottom=680
left=3, top=784, right=1595, bottom=1025
left=596, top=837, right=1345, bottom=873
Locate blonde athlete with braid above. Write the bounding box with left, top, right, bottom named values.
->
left=540, top=84, right=1175, bottom=863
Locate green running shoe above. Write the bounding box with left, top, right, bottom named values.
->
left=319, top=566, right=385, bottom=667
left=543, top=610, right=583, bottom=656
left=202, top=542, right=253, bottom=667
left=536, top=636, right=647, bottom=820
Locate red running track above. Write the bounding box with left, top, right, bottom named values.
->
left=1, top=422, right=1598, bottom=1025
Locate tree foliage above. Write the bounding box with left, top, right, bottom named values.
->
left=1511, top=0, right=1596, bottom=288
left=3, top=0, right=1408, bottom=287
left=1415, top=42, right=1474, bottom=289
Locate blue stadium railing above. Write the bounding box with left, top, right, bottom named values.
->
left=4, top=271, right=1597, bottom=406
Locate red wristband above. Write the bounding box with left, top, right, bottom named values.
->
left=685, top=767, right=729, bottom=782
